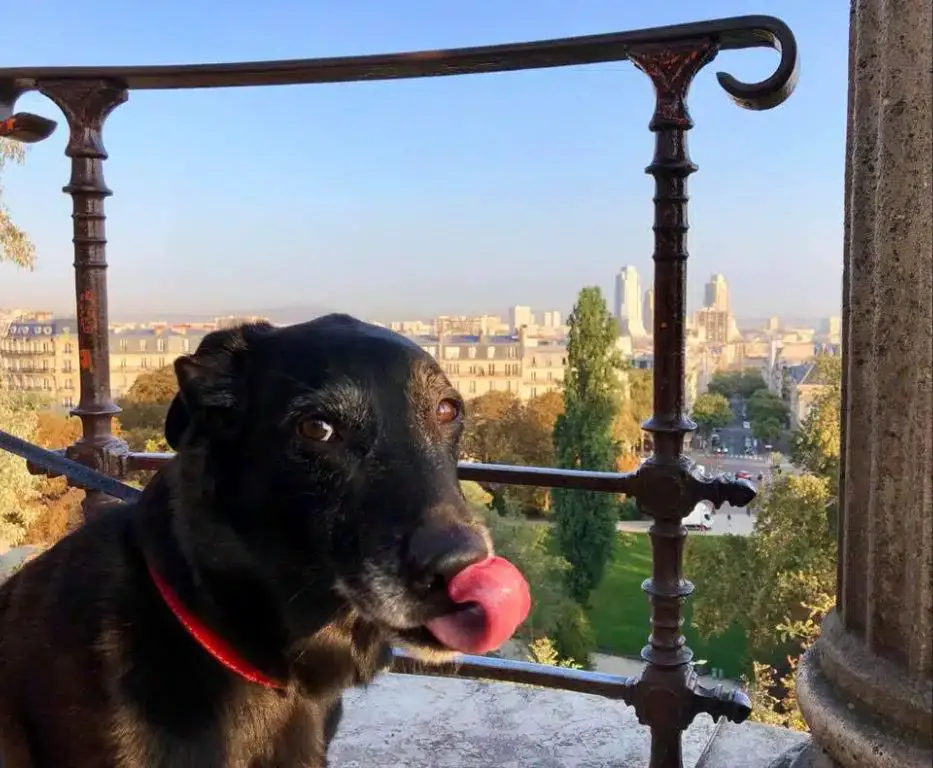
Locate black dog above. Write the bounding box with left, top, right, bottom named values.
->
left=0, top=315, right=529, bottom=767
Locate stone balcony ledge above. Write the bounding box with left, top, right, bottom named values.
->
left=330, top=672, right=807, bottom=767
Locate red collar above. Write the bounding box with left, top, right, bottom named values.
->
left=146, top=560, right=286, bottom=690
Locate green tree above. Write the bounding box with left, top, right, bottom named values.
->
left=689, top=473, right=836, bottom=656
left=504, top=391, right=564, bottom=516
left=115, top=365, right=178, bottom=441
left=708, top=369, right=767, bottom=400
left=791, top=356, right=842, bottom=480
left=613, top=367, right=653, bottom=455
left=1, top=140, right=40, bottom=546
left=460, top=391, right=519, bottom=464
left=1, top=138, right=35, bottom=268
left=123, top=364, right=178, bottom=404
left=552, top=287, right=621, bottom=604
left=687, top=472, right=837, bottom=730
left=746, top=389, right=789, bottom=435
left=691, top=393, right=733, bottom=437
left=0, top=392, right=41, bottom=547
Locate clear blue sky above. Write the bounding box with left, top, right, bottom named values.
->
left=3, top=0, right=848, bottom=321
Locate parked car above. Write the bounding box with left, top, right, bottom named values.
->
left=736, top=470, right=752, bottom=480
left=683, top=501, right=714, bottom=531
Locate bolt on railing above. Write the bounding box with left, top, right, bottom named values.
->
left=1, top=15, right=798, bottom=767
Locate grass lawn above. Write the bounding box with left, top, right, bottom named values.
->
left=588, top=532, right=750, bottom=680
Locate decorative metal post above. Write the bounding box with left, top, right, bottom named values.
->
left=37, top=79, right=129, bottom=520
left=626, top=40, right=756, bottom=768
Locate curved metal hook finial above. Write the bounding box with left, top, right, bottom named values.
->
left=714, top=16, right=799, bottom=111
left=0, top=82, right=58, bottom=143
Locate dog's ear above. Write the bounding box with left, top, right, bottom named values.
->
left=167, top=322, right=273, bottom=447
left=164, top=393, right=189, bottom=450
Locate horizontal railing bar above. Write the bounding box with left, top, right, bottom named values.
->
left=1, top=15, right=790, bottom=92
left=125, top=452, right=638, bottom=493
left=391, top=649, right=637, bottom=702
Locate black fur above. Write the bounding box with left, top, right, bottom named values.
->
left=0, top=314, right=491, bottom=767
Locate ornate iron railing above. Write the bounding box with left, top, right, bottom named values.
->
left=1, top=15, right=798, bottom=768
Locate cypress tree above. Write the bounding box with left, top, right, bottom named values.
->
left=553, top=287, right=622, bottom=604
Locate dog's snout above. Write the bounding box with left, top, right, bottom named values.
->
left=407, top=525, right=490, bottom=589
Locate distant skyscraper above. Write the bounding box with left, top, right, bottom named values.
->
left=509, top=305, right=534, bottom=332
left=704, top=274, right=730, bottom=312
left=822, top=316, right=842, bottom=341
left=614, top=266, right=648, bottom=339
left=542, top=310, right=562, bottom=329
left=643, top=288, right=655, bottom=335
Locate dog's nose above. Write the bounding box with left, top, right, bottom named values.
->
left=407, top=525, right=490, bottom=588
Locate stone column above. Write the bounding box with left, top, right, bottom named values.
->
left=788, top=0, right=932, bottom=766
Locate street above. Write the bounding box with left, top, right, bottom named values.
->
left=617, top=452, right=766, bottom=537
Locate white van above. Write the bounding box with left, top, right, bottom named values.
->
left=683, top=501, right=714, bottom=531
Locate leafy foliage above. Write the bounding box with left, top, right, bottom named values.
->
left=114, top=365, right=177, bottom=453
left=690, top=473, right=836, bottom=657
left=691, top=392, right=733, bottom=436
left=791, top=356, right=842, bottom=479
left=0, top=138, right=35, bottom=269
left=123, top=364, right=178, bottom=404
left=708, top=369, right=768, bottom=400
left=688, top=470, right=837, bottom=730
left=552, top=287, right=621, bottom=604
left=461, top=390, right=563, bottom=516
left=613, top=367, right=653, bottom=455
left=0, top=392, right=41, bottom=547
left=21, top=412, right=86, bottom=545
left=746, top=389, right=790, bottom=443
left=526, top=637, right=584, bottom=669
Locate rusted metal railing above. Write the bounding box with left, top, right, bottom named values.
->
left=1, top=15, right=797, bottom=768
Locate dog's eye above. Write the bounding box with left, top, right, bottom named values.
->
left=297, top=418, right=335, bottom=442
left=436, top=398, right=461, bottom=425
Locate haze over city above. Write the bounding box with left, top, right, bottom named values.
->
left=2, top=0, right=846, bottom=321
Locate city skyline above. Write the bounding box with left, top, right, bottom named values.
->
left=2, top=1, right=848, bottom=321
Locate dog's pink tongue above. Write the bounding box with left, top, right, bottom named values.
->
left=425, top=556, right=531, bottom=655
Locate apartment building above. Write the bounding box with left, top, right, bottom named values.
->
left=0, top=318, right=208, bottom=407
left=407, top=328, right=566, bottom=401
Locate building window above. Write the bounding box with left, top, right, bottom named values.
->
left=64, top=342, right=73, bottom=354
left=468, top=381, right=476, bottom=393
left=43, top=378, right=50, bottom=390
left=488, top=363, right=496, bottom=375
left=467, top=347, right=477, bottom=359
left=158, top=357, right=166, bottom=368
left=119, top=339, right=128, bottom=352
left=65, top=378, right=73, bottom=390
left=62, top=396, right=74, bottom=408
left=507, top=347, right=515, bottom=359
left=63, top=360, right=72, bottom=372
left=182, top=338, right=191, bottom=353
left=119, top=358, right=127, bottom=369
left=157, top=338, right=166, bottom=352
left=531, top=371, right=537, bottom=381
left=444, top=347, right=460, bottom=360
left=141, top=357, right=149, bottom=369
left=139, top=340, right=148, bottom=352
left=486, top=347, right=496, bottom=359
